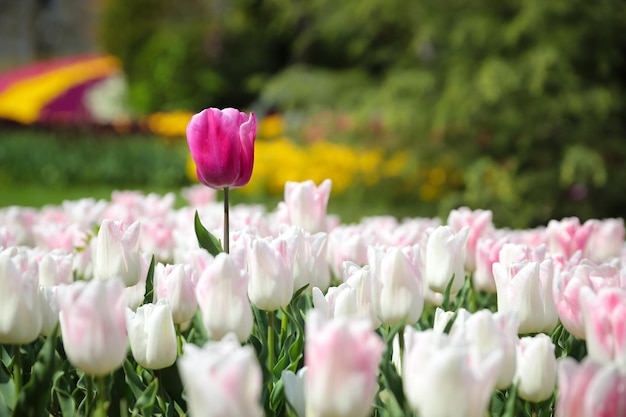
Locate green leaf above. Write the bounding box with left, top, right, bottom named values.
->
left=13, top=326, right=60, bottom=417
left=133, top=378, right=159, bottom=411
left=269, top=376, right=285, bottom=412
left=503, top=384, right=519, bottom=417
left=143, top=255, right=156, bottom=305
left=194, top=211, right=223, bottom=256
left=0, top=351, right=15, bottom=414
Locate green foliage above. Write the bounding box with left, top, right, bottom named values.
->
left=0, top=128, right=190, bottom=189
left=100, top=0, right=288, bottom=113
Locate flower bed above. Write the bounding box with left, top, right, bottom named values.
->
left=0, top=180, right=624, bottom=417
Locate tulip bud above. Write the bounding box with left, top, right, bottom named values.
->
left=178, top=333, right=264, bottom=417
left=196, top=253, right=253, bottom=342
left=281, top=179, right=332, bottom=233
left=154, top=262, right=198, bottom=324
left=0, top=248, right=42, bottom=344
left=93, top=219, right=142, bottom=286
left=38, top=250, right=73, bottom=287
left=280, top=225, right=330, bottom=293
left=186, top=107, right=257, bottom=189
left=59, top=279, right=127, bottom=376
left=126, top=301, right=177, bottom=370
left=515, top=334, right=557, bottom=403
left=305, top=311, right=384, bottom=417
left=546, top=217, right=594, bottom=259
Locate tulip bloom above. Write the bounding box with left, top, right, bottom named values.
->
left=196, top=253, right=253, bottom=342
left=580, top=287, right=626, bottom=367
left=305, top=311, right=384, bottom=417
left=515, top=334, right=557, bottom=403
left=447, top=207, right=494, bottom=271
left=93, top=219, right=142, bottom=287
left=126, top=301, right=177, bottom=370
left=59, top=279, right=128, bottom=376
left=557, top=357, right=626, bottom=417
left=186, top=107, right=256, bottom=189
left=403, top=328, right=502, bottom=417
left=178, top=334, right=264, bottom=417
left=280, top=179, right=332, bottom=233
left=368, top=246, right=423, bottom=326
left=153, top=262, right=198, bottom=324
left=421, top=225, right=469, bottom=294
left=246, top=236, right=294, bottom=311
left=493, top=259, right=558, bottom=334
left=0, top=248, right=42, bottom=344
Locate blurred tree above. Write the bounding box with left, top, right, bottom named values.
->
left=258, top=0, right=626, bottom=227
left=100, top=0, right=288, bottom=113
left=100, top=0, right=626, bottom=226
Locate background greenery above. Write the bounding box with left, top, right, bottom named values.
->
left=3, top=0, right=625, bottom=229
left=97, top=0, right=626, bottom=228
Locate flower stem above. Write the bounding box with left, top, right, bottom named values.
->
left=280, top=309, right=288, bottom=345
left=13, top=346, right=22, bottom=399
left=223, top=187, right=230, bottom=254
left=95, top=376, right=108, bottom=417
left=398, top=325, right=406, bottom=374
left=176, top=323, right=183, bottom=356
left=268, top=310, right=276, bottom=374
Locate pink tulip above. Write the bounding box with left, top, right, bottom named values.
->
left=59, top=279, right=128, bottom=376
left=186, top=107, right=256, bottom=189
left=305, top=311, right=384, bottom=417
left=586, top=218, right=625, bottom=263
left=553, top=260, right=621, bottom=339
left=546, top=217, right=595, bottom=259
left=473, top=237, right=507, bottom=293
left=178, top=334, right=264, bottom=417
left=580, top=287, right=626, bottom=367
left=557, top=357, right=626, bottom=417
left=281, top=179, right=332, bottom=233
left=447, top=207, right=494, bottom=271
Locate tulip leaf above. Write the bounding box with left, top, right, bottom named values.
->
left=133, top=378, right=158, bottom=411
left=269, top=376, right=285, bottom=412
left=503, top=384, right=518, bottom=417
left=143, top=255, right=156, bottom=305
left=379, top=338, right=406, bottom=412
left=194, top=211, right=223, bottom=256
left=13, top=324, right=59, bottom=417
left=441, top=273, right=456, bottom=311
left=0, top=354, right=15, bottom=416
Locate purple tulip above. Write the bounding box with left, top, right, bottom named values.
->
left=186, top=107, right=257, bottom=189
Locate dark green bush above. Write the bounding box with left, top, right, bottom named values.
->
left=0, top=128, right=190, bottom=188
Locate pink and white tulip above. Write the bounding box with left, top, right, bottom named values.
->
left=196, top=253, right=253, bottom=342
left=59, top=278, right=127, bottom=376
left=178, top=333, right=264, bottom=417
left=493, top=259, right=558, bottom=334
left=421, top=225, right=469, bottom=294
left=93, top=219, right=142, bottom=286
left=246, top=236, right=294, bottom=311
left=305, top=311, right=384, bottom=417
left=126, top=301, right=177, bottom=370
left=154, top=262, right=198, bottom=324
left=447, top=207, right=494, bottom=271
left=280, top=179, right=332, bottom=233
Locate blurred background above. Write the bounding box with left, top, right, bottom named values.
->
left=0, top=0, right=625, bottom=227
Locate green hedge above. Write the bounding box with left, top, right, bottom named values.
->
left=0, top=128, right=190, bottom=188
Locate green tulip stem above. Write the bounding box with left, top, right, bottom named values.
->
left=268, top=310, right=276, bottom=374
left=280, top=309, right=288, bottom=344
left=223, top=187, right=230, bottom=254
left=95, top=376, right=108, bottom=417
left=13, top=345, right=22, bottom=399
left=397, top=325, right=406, bottom=373
left=86, top=376, right=93, bottom=416
left=176, top=324, right=183, bottom=356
